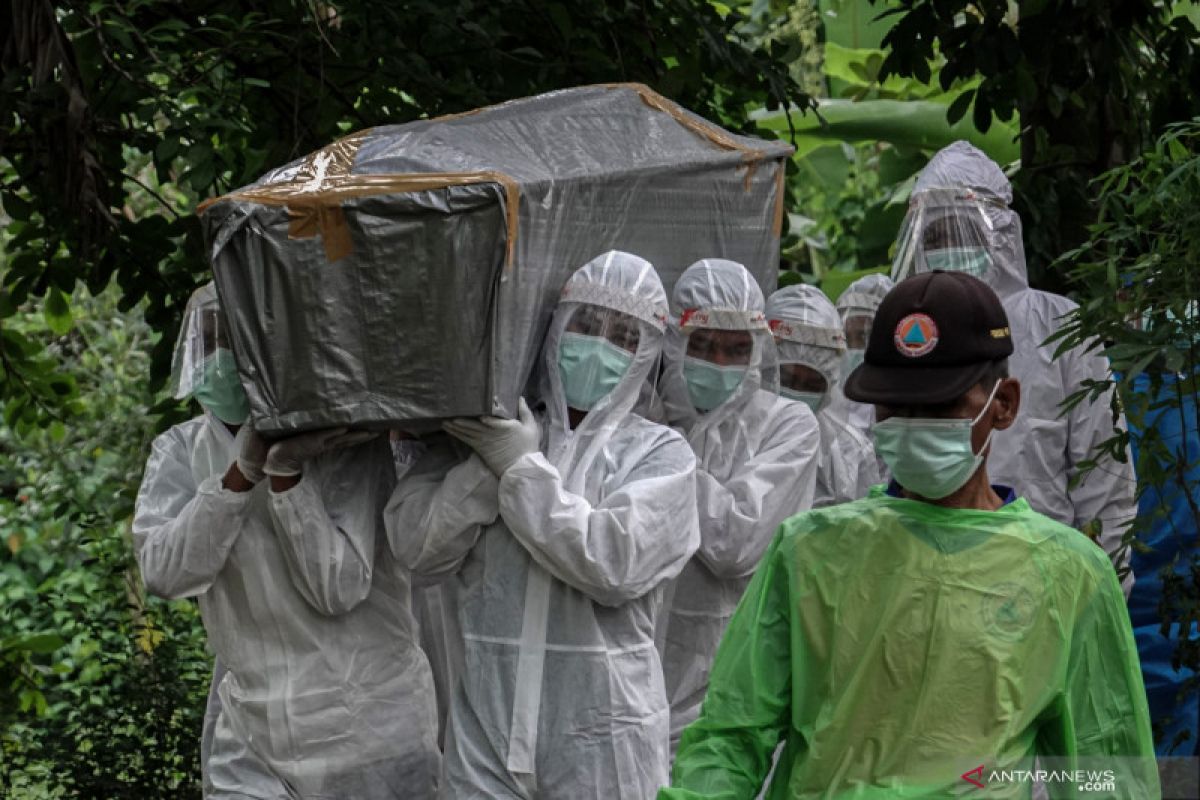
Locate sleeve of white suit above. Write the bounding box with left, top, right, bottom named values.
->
left=132, top=427, right=252, bottom=600
left=267, top=438, right=392, bottom=616
left=692, top=402, right=820, bottom=580
left=384, top=436, right=501, bottom=579
left=497, top=429, right=700, bottom=607
left=1061, top=343, right=1138, bottom=583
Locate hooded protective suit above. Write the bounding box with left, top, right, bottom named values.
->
left=892, top=141, right=1137, bottom=573
left=663, top=487, right=1159, bottom=799
left=134, top=286, right=439, bottom=798
left=657, top=259, right=820, bottom=749
left=385, top=250, right=700, bottom=799
left=766, top=284, right=879, bottom=506
left=831, top=274, right=894, bottom=443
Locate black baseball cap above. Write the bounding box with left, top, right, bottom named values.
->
left=843, top=271, right=1013, bottom=405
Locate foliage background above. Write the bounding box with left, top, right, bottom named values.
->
left=0, top=1, right=813, bottom=794
left=3, top=0, right=1200, bottom=794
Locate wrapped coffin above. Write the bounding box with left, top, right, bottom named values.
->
left=199, top=83, right=793, bottom=433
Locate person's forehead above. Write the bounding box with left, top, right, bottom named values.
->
left=691, top=327, right=752, bottom=342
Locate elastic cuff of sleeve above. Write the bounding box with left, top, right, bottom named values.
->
left=262, top=465, right=302, bottom=478
left=236, top=458, right=266, bottom=484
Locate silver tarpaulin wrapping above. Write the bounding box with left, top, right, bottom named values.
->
left=199, top=83, right=793, bottom=433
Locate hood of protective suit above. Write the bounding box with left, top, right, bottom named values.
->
left=835, top=273, right=894, bottom=318
left=662, top=258, right=776, bottom=429
left=538, top=250, right=669, bottom=491
left=896, top=140, right=1029, bottom=298
left=765, top=284, right=846, bottom=402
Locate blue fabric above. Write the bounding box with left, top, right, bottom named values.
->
left=1127, top=370, right=1199, bottom=756
left=885, top=479, right=1017, bottom=506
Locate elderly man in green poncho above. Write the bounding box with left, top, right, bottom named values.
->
left=661, top=271, right=1158, bottom=800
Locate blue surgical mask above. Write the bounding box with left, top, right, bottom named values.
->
left=193, top=349, right=250, bottom=424
left=781, top=387, right=824, bottom=412
left=558, top=332, right=634, bottom=411
left=683, top=357, right=747, bottom=412
left=925, top=247, right=992, bottom=278
left=872, top=380, right=1001, bottom=500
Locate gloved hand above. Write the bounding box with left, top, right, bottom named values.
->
left=262, top=427, right=380, bottom=477
left=443, top=398, right=540, bottom=477
left=235, top=425, right=270, bottom=484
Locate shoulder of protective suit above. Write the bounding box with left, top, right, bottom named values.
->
left=820, top=411, right=871, bottom=451
left=618, top=412, right=690, bottom=448
left=1004, top=284, right=1078, bottom=318
left=150, top=415, right=209, bottom=453
left=768, top=390, right=821, bottom=431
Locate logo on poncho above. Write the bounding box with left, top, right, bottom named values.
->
left=980, top=582, right=1037, bottom=642
left=893, top=313, right=939, bottom=358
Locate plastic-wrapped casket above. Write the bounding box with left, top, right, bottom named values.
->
left=199, top=83, right=793, bottom=433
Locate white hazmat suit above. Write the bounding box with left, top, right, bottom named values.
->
left=134, top=286, right=439, bottom=799
left=385, top=251, right=700, bottom=798
left=766, top=284, right=879, bottom=506
left=830, top=273, right=894, bottom=444
left=657, top=259, right=820, bottom=749
left=892, top=141, right=1137, bottom=577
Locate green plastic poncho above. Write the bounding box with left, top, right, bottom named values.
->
left=662, top=486, right=1158, bottom=799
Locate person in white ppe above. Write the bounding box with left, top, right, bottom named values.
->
left=891, top=140, right=1138, bottom=582
left=133, top=283, right=439, bottom=798
left=830, top=273, right=894, bottom=443
left=766, top=284, right=879, bottom=506
left=385, top=251, right=700, bottom=799
left=656, top=258, right=820, bottom=751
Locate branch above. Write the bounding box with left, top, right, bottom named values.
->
left=120, top=171, right=182, bottom=220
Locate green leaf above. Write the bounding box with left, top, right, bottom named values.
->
left=754, top=99, right=1020, bottom=163
left=44, top=288, right=73, bottom=336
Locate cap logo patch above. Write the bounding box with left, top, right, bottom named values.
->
left=894, top=313, right=939, bottom=358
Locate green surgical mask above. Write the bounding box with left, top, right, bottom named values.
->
left=781, top=387, right=824, bottom=412
left=558, top=332, right=633, bottom=411
left=872, top=380, right=1000, bottom=499
left=842, top=349, right=865, bottom=382
left=683, top=357, right=747, bottom=413
left=193, top=350, right=250, bottom=424
left=925, top=246, right=992, bottom=278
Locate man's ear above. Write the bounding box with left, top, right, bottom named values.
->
left=992, top=377, right=1020, bottom=431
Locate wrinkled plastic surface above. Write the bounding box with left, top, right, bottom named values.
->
left=657, top=259, right=820, bottom=749
left=133, top=416, right=440, bottom=796
left=201, top=84, right=791, bottom=434
left=664, top=488, right=1159, bottom=799
left=766, top=285, right=879, bottom=507
left=386, top=252, right=700, bottom=798
left=170, top=283, right=228, bottom=400
left=891, top=141, right=1137, bottom=571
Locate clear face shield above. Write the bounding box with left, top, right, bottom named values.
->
left=169, top=286, right=249, bottom=424
left=771, top=320, right=843, bottom=413
left=892, top=188, right=999, bottom=282
left=556, top=303, right=651, bottom=413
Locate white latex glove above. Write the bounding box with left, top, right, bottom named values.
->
left=235, top=425, right=270, bottom=484
left=262, top=427, right=380, bottom=477
left=442, top=398, right=540, bottom=477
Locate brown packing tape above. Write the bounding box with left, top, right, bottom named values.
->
left=772, top=163, right=786, bottom=237
left=602, top=82, right=769, bottom=162
left=288, top=129, right=372, bottom=184
left=201, top=171, right=521, bottom=267
left=288, top=205, right=353, bottom=262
